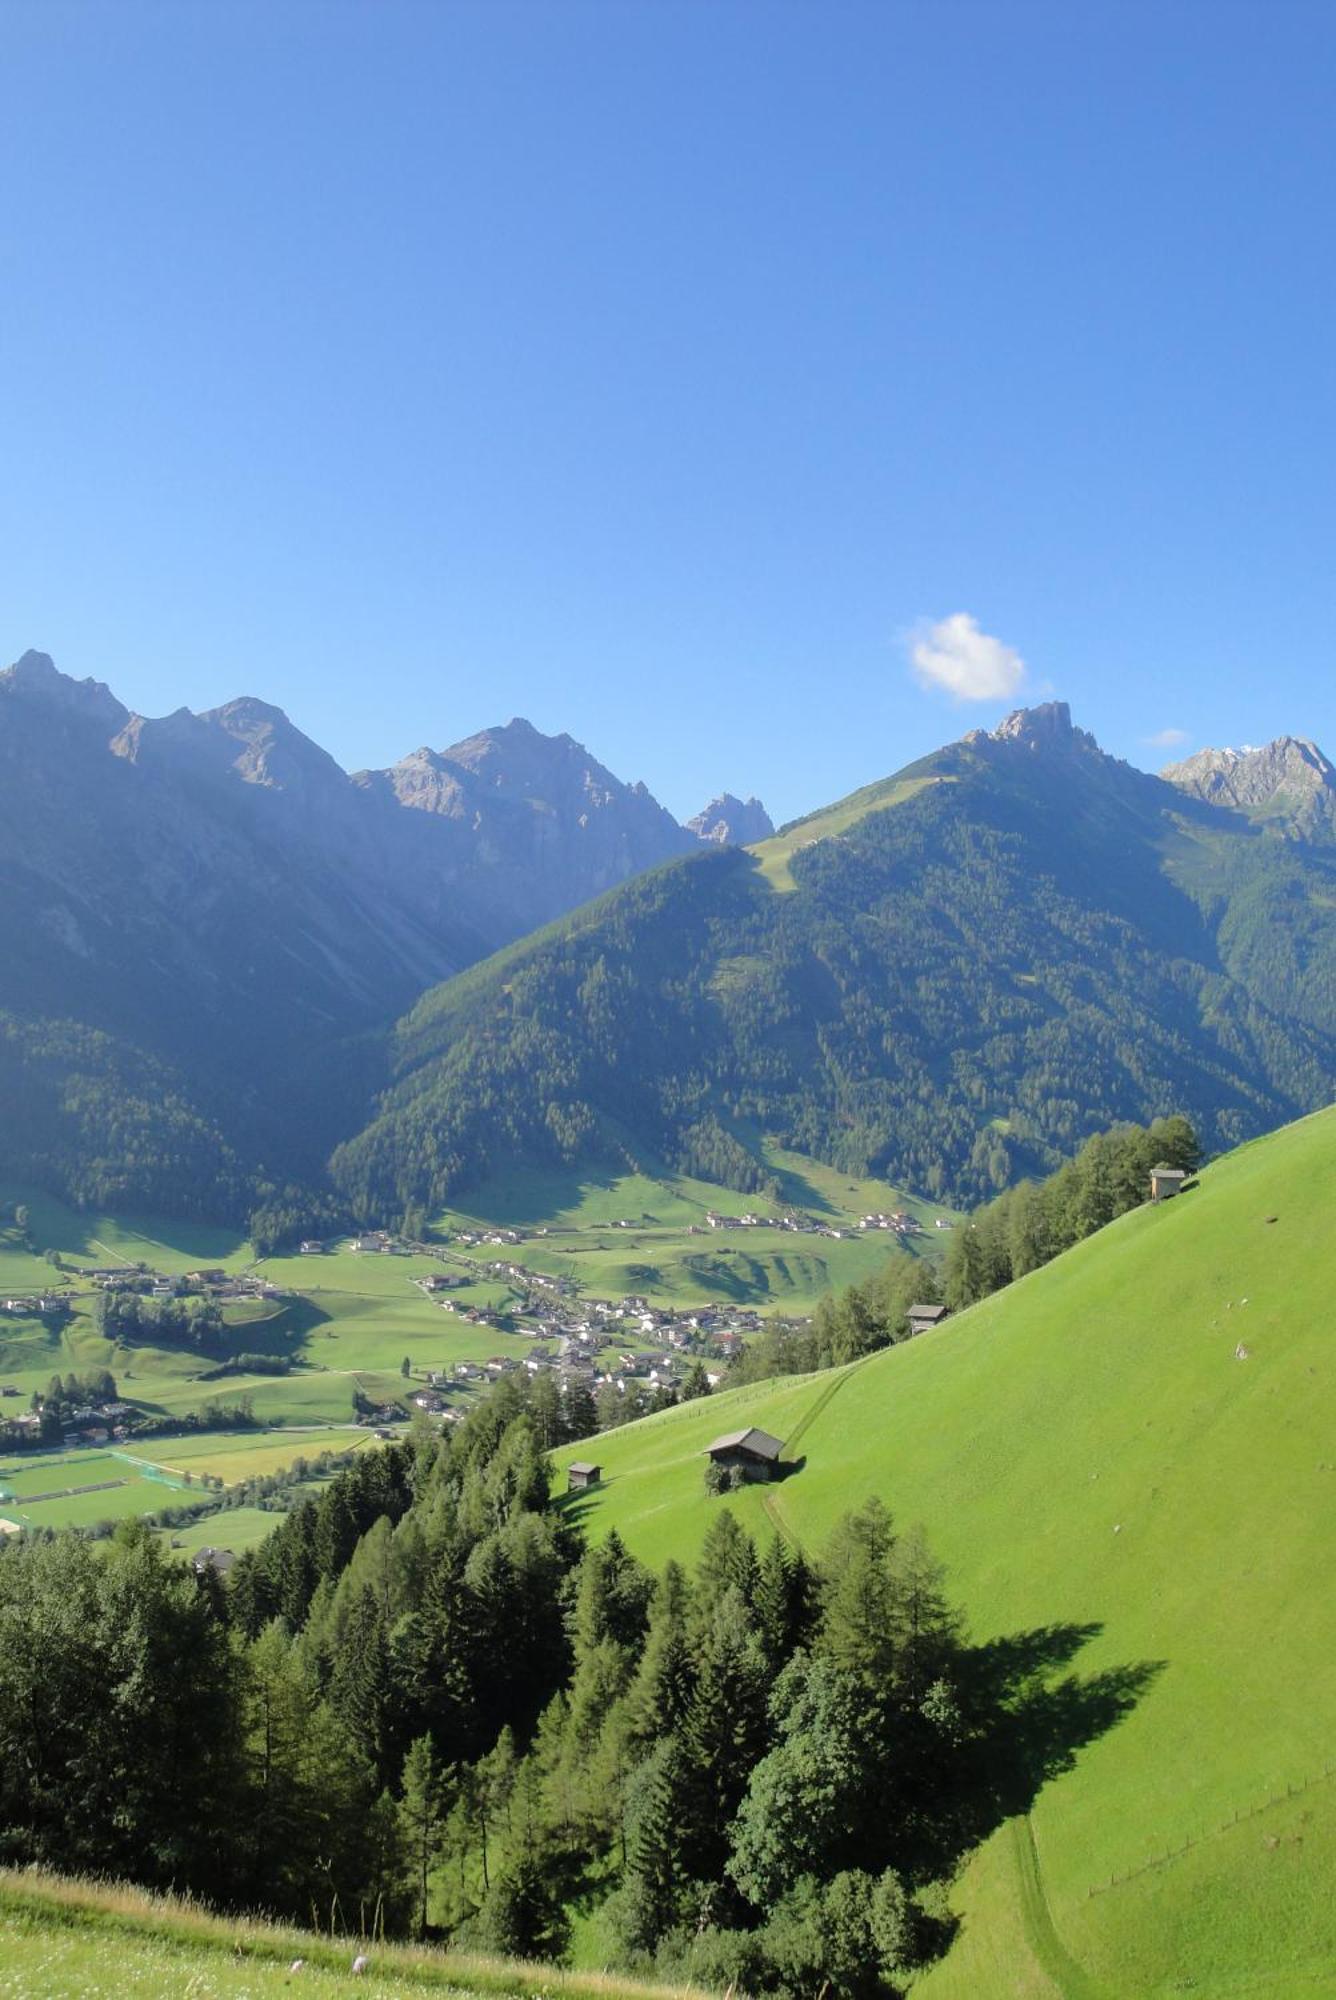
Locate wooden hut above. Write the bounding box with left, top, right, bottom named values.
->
left=704, top=1427, right=783, bottom=1482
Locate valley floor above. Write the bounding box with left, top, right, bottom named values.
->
left=0, top=1145, right=949, bottom=1546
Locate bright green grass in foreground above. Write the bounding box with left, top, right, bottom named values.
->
left=555, top=1107, right=1336, bottom=1998
left=0, top=1870, right=699, bottom=2000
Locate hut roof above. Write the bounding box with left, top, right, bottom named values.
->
left=706, top=1427, right=783, bottom=1462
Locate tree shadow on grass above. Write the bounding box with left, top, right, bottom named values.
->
left=905, top=1621, right=1165, bottom=1890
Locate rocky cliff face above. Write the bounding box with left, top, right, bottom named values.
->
left=1163, top=737, right=1336, bottom=838
left=686, top=793, right=775, bottom=845
left=354, top=717, right=695, bottom=936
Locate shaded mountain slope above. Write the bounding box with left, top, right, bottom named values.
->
left=551, top=1105, right=1336, bottom=1996
left=0, top=652, right=705, bottom=1213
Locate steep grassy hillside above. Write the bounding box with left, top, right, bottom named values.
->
left=554, top=1108, right=1336, bottom=1997
left=0, top=1868, right=700, bottom=2000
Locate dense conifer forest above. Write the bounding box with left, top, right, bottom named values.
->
left=0, top=1381, right=1145, bottom=1995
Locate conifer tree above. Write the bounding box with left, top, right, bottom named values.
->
left=399, top=1733, right=446, bottom=1938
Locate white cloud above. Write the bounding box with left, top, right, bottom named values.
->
left=1143, top=727, right=1189, bottom=749
left=909, top=613, right=1026, bottom=703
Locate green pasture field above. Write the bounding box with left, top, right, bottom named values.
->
left=162, top=1507, right=286, bottom=1558
left=553, top=1105, right=1336, bottom=1998
left=255, top=1244, right=509, bottom=1301
left=436, top=1139, right=952, bottom=1312
left=0, top=1445, right=202, bottom=1534
left=0, top=1219, right=51, bottom=1293
left=0, top=1182, right=252, bottom=1278
left=748, top=773, right=950, bottom=890
left=131, top=1425, right=376, bottom=1486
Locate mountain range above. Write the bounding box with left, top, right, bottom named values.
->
left=0, top=649, right=765, bottom=1214
left=333, top=701, right=1336, bottom=1218
left=5, top=651, right=1336, bottom=1228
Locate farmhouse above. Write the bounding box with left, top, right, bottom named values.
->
left=192, top=1547, right=237, bottom=1577
left=1150, top=1164, right=1188, bottom=1202
left=907, top=1303, right=951, bottom=1337
left=567, top=1461, right=602, bottom=1492
left=705, top=1427, right=784, bottom=1481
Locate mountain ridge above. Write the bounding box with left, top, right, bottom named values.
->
left=0, top=650, right=763, bottom=1215
left=333, top=702, right=1336, bottom=1218
left=1164, top=732, right=1336, bottom=837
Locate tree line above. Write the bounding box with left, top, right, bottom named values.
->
left=0, top=1375, right=1143, bottom=1995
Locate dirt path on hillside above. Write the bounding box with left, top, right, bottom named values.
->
left=1010, top=1815, right=1110, bottom=2000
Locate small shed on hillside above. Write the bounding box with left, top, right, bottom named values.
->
left=1150, top=1164, right=1187, bottom=1203
left=907, top=1303, right=950, bottom=1337
left=705, top=1427, right=783, bottom=1482
left=568, top=1461, right=602, bottom=1492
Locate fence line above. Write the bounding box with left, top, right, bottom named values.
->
left=1087, top=1763, right=1336, bottom=1898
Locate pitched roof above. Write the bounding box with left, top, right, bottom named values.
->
left=706, top=1427, right=783, bottom=1461
left=908, top=1303, right=950, bottom=1322
left=568, top=1461, right=601, bottom=1476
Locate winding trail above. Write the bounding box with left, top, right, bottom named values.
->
left=1009, top=1815, right=1110, bottom=2000
left=762, top=1355, right=878, bottom=1555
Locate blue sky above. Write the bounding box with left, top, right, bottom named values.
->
left=5, top=0, right=1336, bottom=824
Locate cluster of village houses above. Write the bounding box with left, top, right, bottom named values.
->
left=700, top=1206, right=925, bottom=1239
left=3, top=1228, right=777, bottom=1443
left=400, top=1265, right=764, bottom=1416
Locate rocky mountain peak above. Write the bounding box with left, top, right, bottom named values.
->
left=1164, top=736, right=1336, bottom=838
left=1, top=649, right=129, bottom=734
left=988, top=700, right=1099, bottom=753
left=687, top=793, right=775, bottom=845
left=199, top=697, right=348, bottom=793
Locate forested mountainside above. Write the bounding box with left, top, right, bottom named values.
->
left=0, top=650, right=761, bottom=1217
left=334, top=703, right=1336, bottom=1217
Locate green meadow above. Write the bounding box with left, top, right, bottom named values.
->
left=553, top=1106, right=1336, bottom=1997
left=0, top=1182, right=253, bottom=1279
left=436, top=1140, right=951, bottom=1312
left=0, top=1869, right=704, bottom=2000
left=0, top=1445, right=199, bottom=1535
